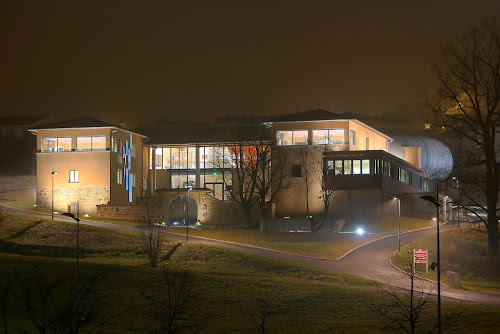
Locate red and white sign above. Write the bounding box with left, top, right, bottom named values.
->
left=413, top=249, right=428, bottom=273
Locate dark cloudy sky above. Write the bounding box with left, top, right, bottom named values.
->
left=1, top=1, right=499, bottom=127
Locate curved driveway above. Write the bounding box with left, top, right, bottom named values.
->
left=2, top=203, right=499, bottom=305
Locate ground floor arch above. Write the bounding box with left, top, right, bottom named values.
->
left=168, top=194, right=198, bottom=225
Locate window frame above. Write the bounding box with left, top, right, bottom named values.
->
left=69, top=170, right=79, bottom=183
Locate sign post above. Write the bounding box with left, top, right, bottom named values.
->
left=413, top=249, right=428, bottom=274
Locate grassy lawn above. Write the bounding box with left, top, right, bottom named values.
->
left=1, top=200, right=38, bottom=211
left=1, top=212, right=499, bottom=333
left=392, top=225, right=500, bottom=292
left=165, top=228, right=381, bottom=259
left=369, top=216, right=435, bottom=232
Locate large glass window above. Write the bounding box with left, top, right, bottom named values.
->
left=155, top=148, right=163, bottom=169
left=343, top=160, right=352, bottom=174
left=362, top=160, right=370, bottom=174
left=188, top=147, right=196, bottom=169
left=277, top=130, right=308, bottom=145
left=171, top=172, right=196, bottom=188
left=179, top=147, right=188, bottom=169
left=163, top=148, right=171, bottom=169
left=58, top=138, right=71, bottom=151
left=398, top=168, right=410, bottom=184
left=313, top=129, right=344, bottom=145
left=382, top=160, right=393, bottom=177
left=171, top=148, right=180, bottom=169
left=42, top=137, right=71, bottom=152
left=353, top=160, right=361, bottom=174
left=77, top=136, right=106, bottom=151
left=92, top=136, right=106, bottom=151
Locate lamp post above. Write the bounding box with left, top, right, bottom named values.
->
left=452, top=177, right=460, bottom=227
left=394, top=197, right=401, bottom=252
left=420, top=183, right=441, bottom=334
left=51, top=171, right=59, bottom=220
left=186, top=184, right=193, bottom=242
left=62, top=211, right=80, bottom=331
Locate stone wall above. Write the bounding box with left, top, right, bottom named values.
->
left=37, top=186, right=109, bottom=215
left=155, top=189, right=249, bottom=226
left=96, top=204, right=143, bottom=221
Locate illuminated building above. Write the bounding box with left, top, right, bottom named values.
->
left=29, top=117, right=146, bottom=215
left=29, top=110, right=453, bottom=226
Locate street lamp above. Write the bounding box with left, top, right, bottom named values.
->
left=51, top=171, right=59, bottom=220
left=452, top=177, right=460, bottom=227
left=62, top=211, right=80, bottom=330
left=420, top=183, right=441, bottom=334
left=394, top=197, right=401, bottom=251
left=185, top=184, right=193, bottom=242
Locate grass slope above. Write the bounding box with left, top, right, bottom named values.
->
left=1, top=212, right=499, bottom=333
left=392, top=225, right=500, bottom=291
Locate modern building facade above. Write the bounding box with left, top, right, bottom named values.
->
left=30, top=117, right=146, bottom=215
left=30, top=110, right=453, bottom=226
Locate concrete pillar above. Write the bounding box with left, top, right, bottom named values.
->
left=151, top=147, right=156, bottom=196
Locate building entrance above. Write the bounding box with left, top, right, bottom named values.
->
left=169, top=195, right=197, bottom=225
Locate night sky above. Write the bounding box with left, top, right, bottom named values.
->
left=1, top=1, right=499, bottom=127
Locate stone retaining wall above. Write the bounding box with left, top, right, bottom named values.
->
left=37, top=186, right=109, bottom=215
left=96, top=204, right=143, bottom=221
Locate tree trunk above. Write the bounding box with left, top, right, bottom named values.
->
left=243, top=206, right=255, bottom=229
left=487, top=216, right=499, bottom=257
left=259, top=205, right=269, bottom=233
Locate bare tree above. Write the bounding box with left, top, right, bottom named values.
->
left=299, top=145, right=337, bottom=234
left=230, top=283, right=282, bottom=334
left=425, top=18, right=500, bottom=256
left=5, top=263, right=118, bottom=334
left=373, top=248, right=461, bottom=333
left=141, top=265, right=202, bottom=334
left=0, top=276, right=13, bottom=334
left=139, top=196, right=167, bottom=267
left=217, top=125, right=291, bottom=230
left=373, top=248, right=435, bottom=334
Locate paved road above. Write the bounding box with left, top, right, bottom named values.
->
left=2, top=203, right=499, bottom=305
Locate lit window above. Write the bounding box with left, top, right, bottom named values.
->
left=349, top=130, right=356, bottom=146
left=92, top=136, right=106, bottom=151
left=42, top=138, right=57, bottom=152
left=130, top=172, right=135, bottom=188
left=171, top=147, right=180, bottom=169
left=362, top=160, right=370, bottom=174
left=344, top=160, right=352, bottom=174
left=365, top=137, right=370, bottom=150
left=117, top=169, right=122, bottom=184
left=398, top=168, right=410, bottom=184
left=353, top=160, right=361, bottom=174
left=312, top=129, right=344, bottom=145
left=69, top=170, right=79, bottom=183
left=155, top=148, right=163, bottom=169
left=277, top=130, right=308, bottom=145
left=111, top=136, right=116, bottom=152
left=76, top=136, right=106, bottom=151
left=42, top=137, right=71, bottom=152
left=335, top=161, right=343, bottom=175
left=424, top=123, right=431, bottom=130
left=163, top=148, right=171, bottom=169
left=117, top=138, right=122, bottom=162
